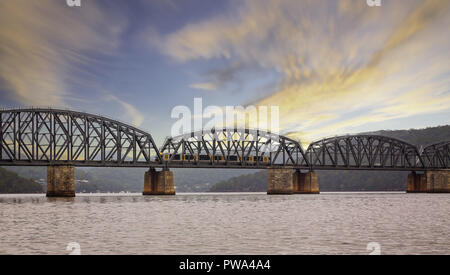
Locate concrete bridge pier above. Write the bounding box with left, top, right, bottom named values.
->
left=407, top=170, right=450, bottom=193
left=143, top=168, right=175, bottom=195
left=46, top=165, right=75, bottom=197
left=267, top=168, right=320, bottom=194
left=267, top=168, right=295, bottom=194
left=294, top=170, right=320, bottom=194
left=406, top=172, right=427, bottom=193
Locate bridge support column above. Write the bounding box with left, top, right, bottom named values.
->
left=426, top=170, right=450, bottom=193
left=294, top=170, right=320, bottom=194
left=267, top=168, right=295, bottom=194
left=407, top=171, right=450, bottom=193
left=46, top=165, right=75, bottom=197
left=143, top=168, right=175, bottom=195
left=407, top=172, right=427, bottom=193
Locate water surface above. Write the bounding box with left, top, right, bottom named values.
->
left=0, top=192, right=448, bottom=254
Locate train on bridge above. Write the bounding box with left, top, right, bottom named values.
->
left=160, top=153, right=270, bottom=163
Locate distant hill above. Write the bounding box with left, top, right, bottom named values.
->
left=209, top=125, right=450, bottom=192
left=209, top=171, right=266, bottom=192
left=3, top=166, right=252, bottom=193
left=209, top=170, right=408, bottom=192
left=0, top=167, right=43, bottom=193
left=366, top=126, right=450, bottom=147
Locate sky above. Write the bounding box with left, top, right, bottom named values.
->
left=0, top=0, right=449, bottom=146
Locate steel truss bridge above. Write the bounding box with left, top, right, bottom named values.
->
left=0, top=108, right=448, bottom=171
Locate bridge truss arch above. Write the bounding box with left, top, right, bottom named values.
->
left=159, top=128, right=309, bottom=168
left=0, top=108, right=161, bottom=167
left=421, top=141, right=449, bottom=169
left=306, top=135, right=425, bottom=170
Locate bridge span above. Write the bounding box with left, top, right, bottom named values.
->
left=1, top=108, right=449, bottom=196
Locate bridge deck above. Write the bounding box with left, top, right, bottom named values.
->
left=0, top=160, right=443, bottom=171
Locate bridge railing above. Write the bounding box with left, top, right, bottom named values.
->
left=421, top=141, right=450, bottom=169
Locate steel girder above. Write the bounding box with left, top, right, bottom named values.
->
left=0, top=108, right=161, bottom=167
left=306, top=135, right=426, bottom=170
left=159, top=128, right=309, bottom=168
left=421, top=141, right=449, bottom=169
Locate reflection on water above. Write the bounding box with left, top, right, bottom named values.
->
left=0, top=192, right=449, bottom=255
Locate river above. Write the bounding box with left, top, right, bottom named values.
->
left=0, top=192, right=448, bottom=254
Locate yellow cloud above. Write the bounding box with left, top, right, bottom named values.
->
left=106, top=94, right=145, bottom=127
left=161, top=0, right=450, bottom=143
left=0, top=0, right=125, bottom=106
left=189, top=82, right=217, bottom=91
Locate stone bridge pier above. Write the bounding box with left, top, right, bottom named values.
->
left=46, top=165, right=75, bottom=197
left=143, top=168, right=175, bottom=195
left=267, top=168, right=319, bottom=194
left=407, top=170, right=450, bottom=193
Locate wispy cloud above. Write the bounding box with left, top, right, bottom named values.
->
left=159, top=0, right=450, bottom=143
left=106, top=94, right=145, bottom=127
left=189, top=82, right=217, bottom=91
left=0, top=0, right=125, bottom=106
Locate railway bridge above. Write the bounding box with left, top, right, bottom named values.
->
left=1, top=108, right=448, bottom=196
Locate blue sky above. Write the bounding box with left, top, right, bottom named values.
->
left=0, top=0, right=449, bottom=145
